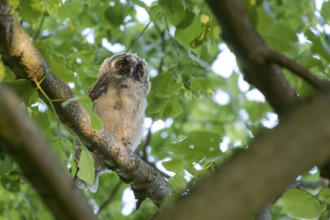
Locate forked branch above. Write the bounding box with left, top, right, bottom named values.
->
left=265, top=49, right=330, bottom=92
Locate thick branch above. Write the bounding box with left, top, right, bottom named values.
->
left=0, top=84, right=98, bottom=220
left=156, top=92, right=330, bottom=220
left=0, top=0, right=168, bottom=207
left=206, top=0, right=298, bottom=116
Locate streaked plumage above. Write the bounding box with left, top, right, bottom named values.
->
left=75, top=53, right=150, bottom=192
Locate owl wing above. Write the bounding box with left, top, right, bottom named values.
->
left=87, top=74, right=111, bottom=101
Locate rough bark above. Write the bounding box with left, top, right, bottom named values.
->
left=206, top=0, right=298, bottom=117
left=0, top=0, right=168, bottom=209
left=0, top=84, right=98, bottom=220
left=156, top=92, right=330, bottom=220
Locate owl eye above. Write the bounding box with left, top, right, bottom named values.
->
left=134, top=63, right=146, bottom=80
left=114, top=60, right=126, bottom=69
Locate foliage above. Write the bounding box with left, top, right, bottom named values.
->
left=1, top=0, right=330, bottom=219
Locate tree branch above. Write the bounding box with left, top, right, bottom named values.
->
left=265, top=49, right=330, bottom=91
left=155, top=1, right=330, bottom=219
left=205, top=0, right=298, bottom=117
left=155, top=25, right=166, bottom=75
left=291, top=179, right=329, bottom=189
left=0, top=84, right=98, bottom=220
left=97, top=180, right=122, bottom=215
left=156, top=92, right=330, bottom=220
left=127, top=20, right=152, bottom=52
left=138, top=123, right=171, bottom=179
left=139, top=122, right=153, bottom=162
left=0, top=0, right=168, bottom=208
left=33, top=13, right=45, bottom=41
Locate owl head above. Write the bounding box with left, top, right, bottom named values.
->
left=98, top=53, right=150, bottom=93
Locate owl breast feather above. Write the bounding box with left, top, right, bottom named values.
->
left=92, top=84, right=147, bottom=151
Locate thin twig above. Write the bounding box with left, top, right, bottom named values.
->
left=266, top=49, right=330, bottom=91
left=33, top=13, right=45, bottom=41
left=138, top=122, right=171, bottom=179
left=97, top=180, right=122, bottom=215
left=33, top=77, right=64, bottom=138
left=140, top=121, right=153, bottom=161
left=126, top=20, right=152, bottom=52
left=164, top=17, right=180, bottom=59
left=291, top=179, right=329, bottom=189
left=155, top=25, right=166, bottom=74
left=39, top=33, right=55, bottom=41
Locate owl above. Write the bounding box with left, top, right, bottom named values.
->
left=75, top=53, right=150, bottom=192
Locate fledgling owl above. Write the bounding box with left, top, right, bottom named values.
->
left=75, top=53, right=150, bottom=192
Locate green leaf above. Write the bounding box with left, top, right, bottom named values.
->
left=280, top=189, right=322, bottom=219
left=0, top=62, right=16, bottom=82
left=184, top=90, right=192, bottom=101
left=167, top=131, right=222, bottom=161
left=149, top=3, right=164, bottom=25
left=19, top=0, right=43, bottom=25
left=255, top=2, right=273, bottom=30
left=175, top=16, right=203, bottom=50
left=191, top=77, right=213, bottom=95
left=53, top=138, right=70, bottom=163
left=62, top=95, right=104, bottom=130
left=318, top=188, right=330, bottom=204
left=7, top=0, right=20, bottom=11
left=299, top=53, right=323, bottom=70
left=44, top=0, right=62, bottom=15
left=305, top=29, right=330, bottom=61
left=262, top=21, right=298, bottom=52
left=131, top=0, right=148, bottom=9
left=168, top=173, right=187, bottom=193
left=321, top=1, right=330, bottom=21
left=79, top=5, right=96, bottom=27
left=1, top=171, right=21, bottom=193
left=77, top=148, right=95, bottom=185
left=48, top=58, right=74, bottom=82
left=147, top=96, right=183, bottom=119
left=147, top=72, right=184, bottom=119
left=0, top=156, right=14, bottom=177
left=4, top=79, right=38, bottom=106
left=162, top=159, right=184, bottom=173
left=104, top=2, right=124, bottom=27
left=159, top=0, right=196, bottom=29
left=151, top=72, right=181, bottom=97
left=163, top=97, right=183, bottom=118
left=55, top=1, right=85, bottom=20
left=0, top=61, right=5, bottom=80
